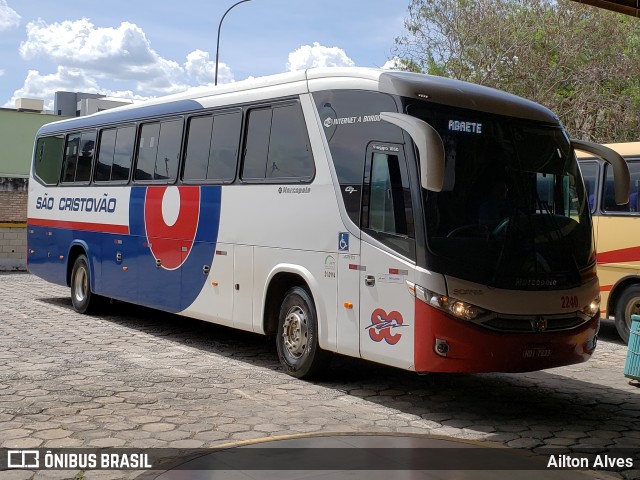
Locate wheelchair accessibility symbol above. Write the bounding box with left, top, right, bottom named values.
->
left=338, top=232, right=349, bottom=252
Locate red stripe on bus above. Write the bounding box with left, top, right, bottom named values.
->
left=28, top=217, right=129, bottom=234
left=597, top=246, right=640, bottom=265
left=600, top=285, right=613, bottom=292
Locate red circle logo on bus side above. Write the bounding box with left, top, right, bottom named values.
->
left=144, top=186, right=200, bottom=270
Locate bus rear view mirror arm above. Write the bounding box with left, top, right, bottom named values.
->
left=380, top=112, right=445, bottom=192
left=572, top=139, right=630, bottom=205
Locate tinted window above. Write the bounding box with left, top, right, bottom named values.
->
left=136, top=123, right=159, bottom=180
left=112, top=126, right=135, bottom=182
left=362, top=150, right=415, bottom=258
left=242, top=108, right=272, bottom=179
left=75, top=132, right=95, bottom=182
left=61, top=131, right=95, bottom=184
left=209, top=112, right=240, bottom=181
left=155, top=120, right=182, bottom=181
left=241, top=103, right=313, bottom=182
left=135, top=119, right=182, bottom=182
left=96, top=126, right=135, bottom=183
left=266, top=104, right=313, bottom=179
left=61, top=133, right=81, bottom=183
left=604, top=160, right=640, bottom=213
left=184, top=115, right=213, bottom=180
left=34, top=135, right=65, bottom=185
left=96, top=129, right=116, bottom=182
left=313, top=90, right=401, bottom=224
left=183, top=111, right=241, bottom=182
left=578, top=161, right=598, bottom=213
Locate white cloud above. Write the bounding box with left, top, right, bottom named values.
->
left=19, top=18, right=188, bottom=95
left=287, top=42, right=354, bottom=71
left=184, top=49, right=234, bottom=85
left=382, top=57, right=404, bottom=70
left=0, top=0, right=20, bottom=31
left=3, top=66, right=151, bottom=110
left=4, top=67, right=99, bottom=109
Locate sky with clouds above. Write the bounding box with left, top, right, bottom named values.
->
left=0, top=0, right=408, bottom=110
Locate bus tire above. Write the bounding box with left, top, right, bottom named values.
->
left=614, top=285, right=640, bottom=344
left=70, top=254, right=99, bottom=314
left=276, top=286, right=330, bottom=379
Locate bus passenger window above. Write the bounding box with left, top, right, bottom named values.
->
left=242, top=109, right=272, bottom=180
left=184, top=115, right=213, bottom=180
left=266, top=104, right=313, bottom=180
left=34, top=135, right=64, bottom=185
left=135, top=119, right=182, bottom=183
left=578, top=161, right=598, bottom=212
left=241, top=102, right=313, bottom=182
left=209, top=112, right=240, bottom=181
left=61, top=133, right=81, bottom=183
left=112, top=126, right=135, bottom=182
left=96, top=126, right=134, bottom=183
left=96, top=129, right=116, bottom=182
left=75, top=132, right=95, bottom=183
left=135, top=123, right=159, bottom=181
left=603, top=163, right=632, bottom=213
left=184, top=111, right=240, bottom=182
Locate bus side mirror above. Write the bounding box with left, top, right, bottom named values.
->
left=380, top=112, right=445, bottom=192
left=572, top=139, right=630, bottom=205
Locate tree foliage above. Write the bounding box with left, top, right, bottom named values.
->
left=393, top=0, right=640, bottom=142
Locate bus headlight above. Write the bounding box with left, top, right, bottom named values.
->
left=582, top=295, right=600, bottom=318
left=412, top=284, right=487, bottom=321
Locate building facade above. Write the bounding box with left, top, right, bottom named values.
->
left=0, top=105, right=66, bottom=270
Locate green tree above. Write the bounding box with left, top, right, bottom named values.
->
left=394, top=0, right=640, bottom=142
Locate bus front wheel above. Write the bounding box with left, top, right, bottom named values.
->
left=276, top=286, right=330, bottom=379
left=70, top=254, right=99, bottom=314
left=614, top=285, right=640, bottom=344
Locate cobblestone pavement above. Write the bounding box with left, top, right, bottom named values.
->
left=0, top=273, right=639, bottom=480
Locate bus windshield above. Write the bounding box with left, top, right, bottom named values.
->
left=407, top=102, right=593, bottom=290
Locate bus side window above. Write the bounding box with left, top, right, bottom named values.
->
left=135, top=119, right=182, bottom=183
left=34, top=135, right=65, bottom=185
left=183, top=111, right=241, bottom=182
left=60, top=131, right=95, bottom=184
left=75, top=132, right=95, bottom=183
left=266, top=104, right=313, bottom=180
left=241, top=102, right=313, bottom=182
left=96, top=126, right=135, bottom=183
left=603, top=162, right=637, bottom=213
left=578, top=160, right=598, bottom=213
left=627, top=160, right=640, bottom=212
left=61, top=133, right=81, bottom=183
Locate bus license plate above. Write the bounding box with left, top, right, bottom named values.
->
left=522, top=345, right=551, bottom=358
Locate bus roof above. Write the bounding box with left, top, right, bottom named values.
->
left=37, top=67, right=560, bottom=136
left=576, top=142, right=640, bottom=159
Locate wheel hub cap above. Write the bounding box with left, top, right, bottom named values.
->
left=282, top=306, right=308, bottom=358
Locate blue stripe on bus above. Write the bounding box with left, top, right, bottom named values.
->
left=37, top=99, right=204, bottom=135
left=28, top=185, right=222, bottom=314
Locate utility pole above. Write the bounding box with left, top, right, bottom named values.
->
left=215, top=0, right=253, bottom=86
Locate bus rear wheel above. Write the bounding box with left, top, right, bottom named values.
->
left=276, top=286, right=330, bottom=379
left=614, top=284, right=640, bottom=344
left=70, top=254, right=100, bottom=314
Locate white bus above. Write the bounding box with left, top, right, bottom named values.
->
left=27, top=67, right=629, bottom=378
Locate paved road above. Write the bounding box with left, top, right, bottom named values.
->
left=0, top=272, right=639, bottom=479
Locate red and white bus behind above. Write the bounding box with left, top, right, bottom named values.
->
left=27, top=68, right=629, bottom=378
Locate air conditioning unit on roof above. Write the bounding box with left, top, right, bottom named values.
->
left=15, top=98, right=44, bottom=112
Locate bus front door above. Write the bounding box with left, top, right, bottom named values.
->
left=358, top=144, right=417, bottom=370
